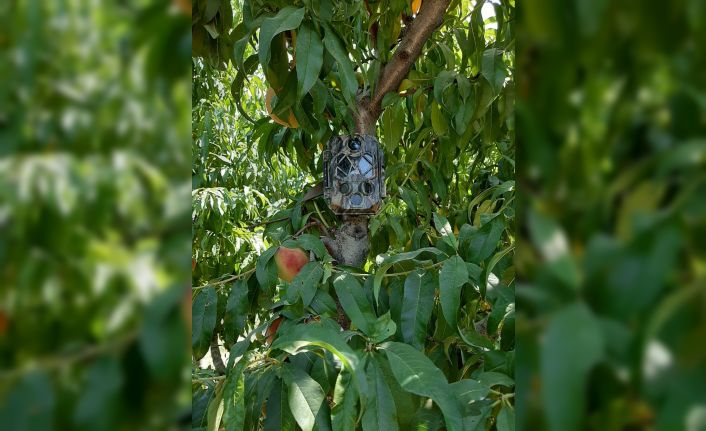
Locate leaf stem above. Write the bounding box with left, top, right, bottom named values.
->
left=313, top=201, right=330, bottom=229
left=192, top=268, right=256, bottom=293
left=331, top=259, right=444, bottom=278
left=192, top=375, right=226, bottom=383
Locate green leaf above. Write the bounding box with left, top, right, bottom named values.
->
left=496, top=404, right=515, bottom=431
left=271, top=319, right=367, bottom=401
left=231, top=54, right=259, bottom=124
left=433, top=212, right=457, bottom=250
left=398, top=186, right=417, bottom=216
left=362, top=355, right=399, bottom=431
left=541, top=303, right=604, bottom=431
left=258, top=7, right=305, bottom=69
left=140, top=286, right=185, bottom=380
left=224, top=280, right=249, bottom=347
left=481, top=48, right=506, bottom=94
left=331, top=369, right=358, bottom=431
left=283, top=363, right=331, bottom=431
left=431, top=102, right=449, bottom=136
left=374, top=247, right=447, bottom=304
left=287, top=262, right=323, bottom=307
left=527, top=209, right=580, bottom=290
left=270, top=69, right=298, bottom=117
left=454, top=96, right=475, bottom=135
left=192, top=286, right=218, bottom=360
left=291, top=202, right=303, bottom=231
left=264, top=378, right=296, bottom=431
left=203, top=0, right=222, bottom=22
left=413, top=180, right=432, bottom=220
left=369, top=311, right=397, bottom=344
left=310, top=79, right=329, bottom=114
left=333, top=273, right=376, bottom=335
left=459, top=327, right=494, bottom=350
left=433, top=71, right=456, bottom=107
left=481, top=244, right=513, bottom=298
left=382, top=102, right=405, bottom=151
left=465, top=215, right=505, bottom=263
left=466, top=261, right=483, bottom=283
left=450, top=379, right=490, bottom=405
left=438, top=42, right=456, bottom=69
left=291, top=234, right=331, bottom=260
left=256, top=246, right=279, bottom=291
left=227, top=339, right=252, bottom=369
left=400, top=270, right=435, bottom=349
left=74, top=358, right=122, bottom=429
left=322, top=23, right=358, bottom=105
left=207, top=381, right=225, bottom=431
left=423, top=160, right=447, bottom=200
left=376, top=353, right=419, bottom=428
left=309, top=289, right=338, bottom=316
left=476, top=371, right=515, bottom=389
left=456, top=75, right=471, bottom=100
left=232, top=22, right=251, bottom=71
left=0, top=371, right=55, bottom=431
left=381, top=92, right=401, bottom=109
left=461, top=405, right=493, bottom=431
left=439, top=256, right=468, bottom=329
left=296, top=22, right=324, bottom=97
left=222, top=353, right=249, bottom=431
left=389, top=216, right=406, bottom=245
left=381, top=342, right=464, bottom=431
left=410, top=408, right=445, bottom=431
left=203, top=22, right=220, bottom=39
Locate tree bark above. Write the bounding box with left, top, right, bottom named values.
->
left=354, top=0, right=453, bottom=134
left=332, top=0, right=452, bottom=327
left=210, top=335, right=226, bottom=374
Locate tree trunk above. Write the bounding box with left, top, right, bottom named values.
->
left=330, top=0, right=452, bottom=325
left=339, top=0, right=453, bottom=263
left=353, top=0, right=452, bottom=133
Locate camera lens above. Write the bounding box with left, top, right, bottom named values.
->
left=359, top=182, right=373, bottom=195
left=340, top=183, right=351, bottom=194
left=350, top=193, right=363, bottom=206
left=348, top=138, right=361, bottom=151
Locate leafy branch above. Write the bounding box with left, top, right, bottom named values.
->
left=354, top=0, right=453, bottom=133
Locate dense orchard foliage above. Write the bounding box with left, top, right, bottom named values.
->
left=0, top=0, right=191, bottom=429
left=517, top=1, right=706, bottom=430
left=192, top=0, right=515, bottom=430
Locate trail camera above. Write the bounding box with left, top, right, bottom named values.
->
left=323, top=135, right=385, bottom=215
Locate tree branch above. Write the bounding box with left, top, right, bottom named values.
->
left=355, top=0, right=452, bottom=134
left=210, top=335, right=226, bottom=374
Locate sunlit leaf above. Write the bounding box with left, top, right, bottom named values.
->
left=400, top=270, right=435, bottom=349
left=282, top=363, right=331, bottom=431
left=381, top=342, right=464, bottom=431
left=296, top=22, right=324, bottom=97
left=331, top=369, right=358, bottom=431
left=439, top=255, right=469, bottom=329
left=362, top=355, right=399, bottom=431
left=258, top=7, right=306, bottom=69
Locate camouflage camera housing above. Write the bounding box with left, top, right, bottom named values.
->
left=323, top=135, right=385, bottom=215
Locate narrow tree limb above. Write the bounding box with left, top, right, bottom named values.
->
left=338, top=1, right=451, bottom=329
left=210, top=335, right=226, bottom=374
left=355, top=0, right=452, bottom=133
